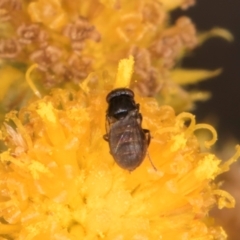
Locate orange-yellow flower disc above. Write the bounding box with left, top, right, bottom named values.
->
left=0, top=75, right=238, bottom=239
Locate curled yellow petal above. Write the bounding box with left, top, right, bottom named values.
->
left=193, top=123, right=218, bottom=149
left=219, top=145, right=240, bottom=174
left=213, top=189, right=236, bottom=209
left=26, top=64, right=41, bottom=98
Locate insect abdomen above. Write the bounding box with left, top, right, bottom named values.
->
left=109, top=119, right=147, bottom=171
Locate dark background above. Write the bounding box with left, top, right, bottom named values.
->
left=172, top=0, right=240, bottom=147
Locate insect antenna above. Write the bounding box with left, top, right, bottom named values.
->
left=147, top=151, right=157, bottom=171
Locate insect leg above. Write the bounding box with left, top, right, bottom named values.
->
left=143, top=129, right=157, bottom=171
left=143, top=129, right=151, bottom=145
left=104, top=115, right=113, bottom=142
left=147, top=151, right=157, bottom=171
left=103, top=134, right=109, bottom=141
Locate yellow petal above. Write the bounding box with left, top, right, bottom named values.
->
left=199, top=27, right=234, bottom=44
left=171, top=68, right=222, bottom=85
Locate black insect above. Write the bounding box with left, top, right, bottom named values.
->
left=104, top=88, right=153, bottom=171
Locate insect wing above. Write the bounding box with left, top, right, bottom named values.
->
left=104, top=115, right=116, bottom=141
left=109, top=115, right=147, bottom=170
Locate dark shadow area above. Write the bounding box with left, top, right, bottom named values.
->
left=172, top=0, right=240, bottom=144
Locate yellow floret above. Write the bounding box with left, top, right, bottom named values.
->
left=0, top=82, right=238, bottom=239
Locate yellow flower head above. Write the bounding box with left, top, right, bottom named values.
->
left=28, top=0, right=69, bottom=30
left=0, top=58, right=239, bottom=239
left=0, top=0, right=232, bottom=120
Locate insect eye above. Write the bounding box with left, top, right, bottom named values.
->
left=106, top=88, right=134, bottom=102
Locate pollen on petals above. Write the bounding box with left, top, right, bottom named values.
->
left=115, top=55, right=134, bottom=88
left=36, top=102, right=56, bottom=123
left=0, top=85, right=238, bottom=239
left=194, top=154, right=221, bottom=180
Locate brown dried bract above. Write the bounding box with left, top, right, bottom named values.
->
left=66, top=53, right=92, bottom=83
left=159, top=36, right=182, bottom=68
left=141, top=0, right=166, bottom=26
left=17, top=24, right=48, bottom=46
left=176, top=16, right=197, bottom=49
left=63, top=16, right=101, bottom=52
left=150, top=16, right=197, bottom=68
left=181, top=0, right=196, bottom=10
left=30, top=45, right=62, bottom=72
left=43, top=73, right=63, bottom=88
left=0, top=38, right=21, bottom=59
left=130, top=46, right=162, bottom=96
left=0, top=0, right=21, bottom=22
left=42, top=54, right=92, bottom=87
